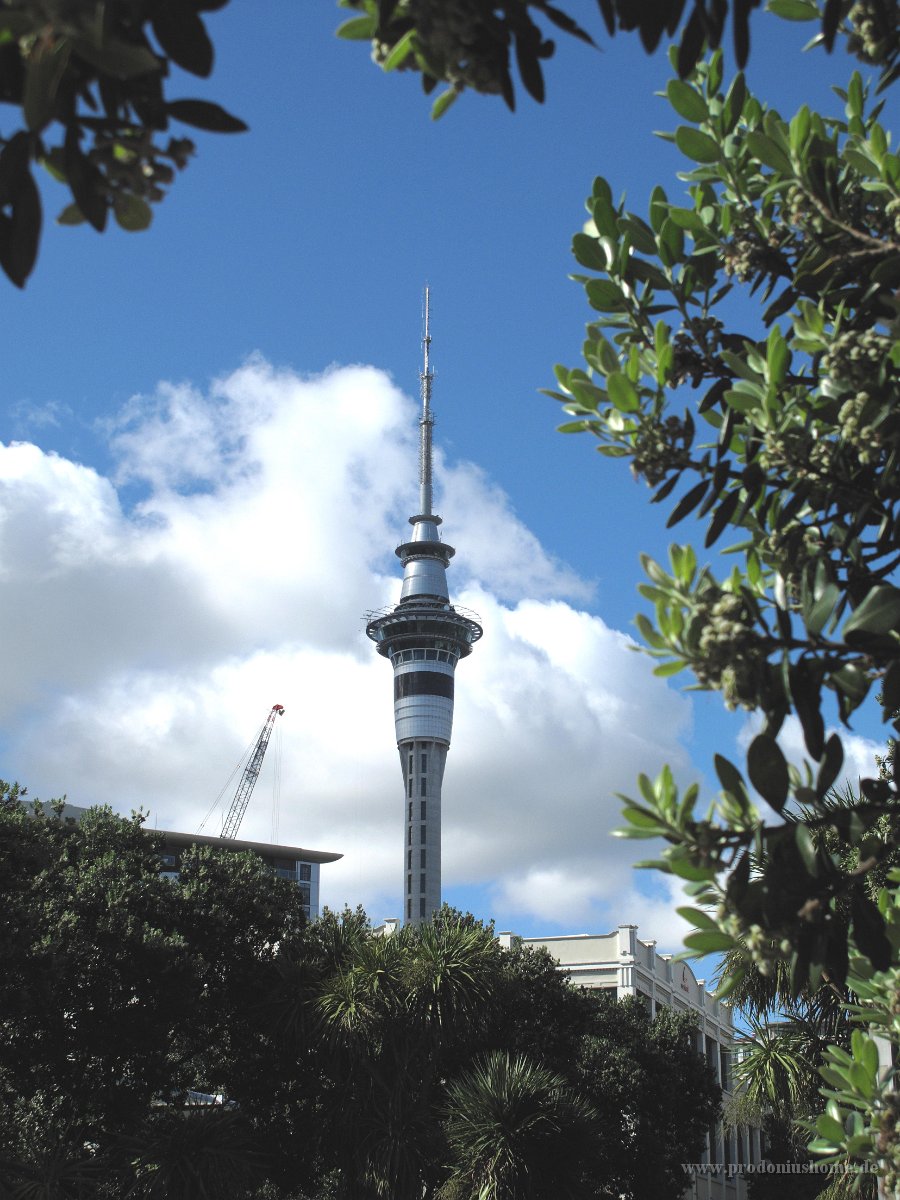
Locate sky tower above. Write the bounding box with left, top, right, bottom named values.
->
left=366, top=291, right=482, bottom=926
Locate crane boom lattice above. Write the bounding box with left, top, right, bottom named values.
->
left=221, top=704, right=285, bottom=840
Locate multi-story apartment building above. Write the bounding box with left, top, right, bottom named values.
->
left=501, top=924, right=761, bottom=1200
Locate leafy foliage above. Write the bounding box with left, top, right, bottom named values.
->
left=0, top=792, right=719, bottom=1199
left=337, top=0, right=899, bottom=119
left=549, top=41, right=900, bottom=995
left=540, top=16, right=900, bottom=1191
left=0, top=0, right=245, bottom=287
left=0, top=785, right=314, bottom=1199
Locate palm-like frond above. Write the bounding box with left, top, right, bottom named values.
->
left=121, top=1107, right=263, bottom=1200
left=317, top=933, right=407, bottom=1045
left=734, top=1021, right=822, bottom=1121
left=409, top=919, right=497, bottom=1029
left=442, top=1052, right=599, bottom=1200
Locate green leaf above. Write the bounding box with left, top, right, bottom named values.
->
left=766, top=0, right=819, bottom=18
left=113, top=193, right=152, bottom=232
left=831, top=663, right=870, bottom=717
left=666, top=79, right=708, bottom=123
left=806, top=582, right=839, bottom=637
left=607, top=372, right=639, bottom=412
left=336, top=15, right=377, bottom=39
left=586, top=278, right=625, bottom=312
left=881, top=661, right=900, bottom=716
left=816, top=734, right=844, bottom=798
left=167, top=100, right=247, bottom=133
left=746, top=130, right=793, bottom=174
left=676, top=906, right=719, bottom=930
left=0, top=142, right=41, bottom=288
left=23, top=39, right=71, bottom=133
left=815, top=1114, right=846, bottom=1144
left=721, top=73, right=746, bottom=134
left=674, top=127, right=721, bottom=164
left=848, top=71, right=863, bottom=118
left=382, top=28, right=415, bottom=70
left=653, top=660, right=687, bottom=677
left=634, top=612, right=667, bottom=649
left=621, top=805, right=663, bottom=830
left=666, top=479, right=709, bottom=527
left=56, top=202, right=86, bottom=226
left=715, top=754, right=749, bottom=804
left=683, top=930, right=736, bottom=953
left=747, top=734, right=789, bottom=811
left=766, top=326, right=789, bottom=385
left=790, top=105, right=811, bottom=154
left=430, top=89, right=459, bottom=120
left=844, top=586, right=900, bottom=638
left=714, top=966, right=746, bottom=1000
left=705, top=489, right=741, bottom=548
left=70, top=33, right=160, bottom=80
left=648, top=185, right=668, bottom=233
left=657, top=218, right=684, bottom=267
left=572, top=232, right=609, bottom=271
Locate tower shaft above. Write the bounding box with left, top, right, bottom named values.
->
left=366, top=292, right=482, bottom=926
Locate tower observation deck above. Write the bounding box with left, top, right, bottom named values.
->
left=365, top=290, right=482, bottom=926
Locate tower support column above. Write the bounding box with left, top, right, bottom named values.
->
left=365, top=290, right=482, bottom=926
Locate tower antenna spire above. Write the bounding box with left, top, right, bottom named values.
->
left=419, top=285, right=434, bottom=516
left=365, top=288, right=482, bottom=927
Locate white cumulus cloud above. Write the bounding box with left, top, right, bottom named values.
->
left=0, top=359, right=693, bottom=935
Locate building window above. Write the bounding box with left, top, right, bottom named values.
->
left=420, top=872, right=426, bottom=893
left=420, top=824, right=426, bottom=844
left=420, top=897, right=426, bottom=919
left=408, top=752, right=413, bottom=773
left=720, top=1045, right=732, bottom=1091
left=421, top=752, right=427, bottom=774
left=407, top=898, right=412, bottom=919
left=420, top=800, right=426, bottom=820
left=298, top=863, right=312, bottom=882
left=394, top=671, right=454, bottom=701
left=407, top=872, right=412, bottom=895
left=407, top=826, right=411, bottom=846
left=420, top=849, right=426, bottom=870
left=408, top=850, right=412, bottom=870
left=421, top=777, right=427, bottom=796
left=408, top=776, right=413, bottom=797
left=408, top=802, right=412, bottom=822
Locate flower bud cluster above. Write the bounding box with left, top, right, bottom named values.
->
left=876, top=1088, right=900, bottom=1196
left=722, top=231, right=770, bottom=283
left=824, top=330, right=892, bottom=391
left=847, top=0, right=899, bottom=66
left=377, top=0, right=516, bottom=95
left=631, top=416, right=690, bottom=486
left=695, top=593, right=761, bottom=709
left=838, top=390, right=886, bottom=463
left=786, top=184, right=825, bottom=235
left=717, top=909, right=783, bottom=975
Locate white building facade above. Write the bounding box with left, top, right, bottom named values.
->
left=501, top=924, right=763, bottom=1200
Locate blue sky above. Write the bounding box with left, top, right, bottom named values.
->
left=0, top=3, right=889, bottom=945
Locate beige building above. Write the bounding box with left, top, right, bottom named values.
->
left=500, top=924, right=763, bottom=1200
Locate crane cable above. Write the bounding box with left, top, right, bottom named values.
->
left=271, top=721, right=283, bottom=845
left=197, top=733, right=259, bottom=835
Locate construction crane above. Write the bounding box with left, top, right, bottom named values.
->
left=220, top=704, right=285, bottom=840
